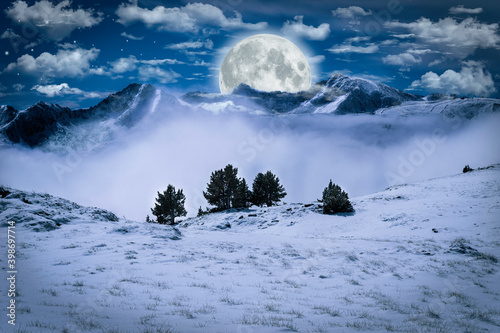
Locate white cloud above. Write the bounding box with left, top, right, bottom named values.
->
left=141, top=59, right=185, bottom=66
left=281, top=16, right=330, bottom=41
left=332, top=6, right=371, bottom=18
left=410, top=61, right=496, bottom=97
left=165, top=39, right=214, bottom=50
left=307, top=55, right=325, bottom=65
left=13, top=83, right=24, bottom=91
left=428, top=57, right=446, bottom=67
left=109, top=56, right=137, bottom=74
left=386, top=17, right=500, bottom=58
left=382, top=53, right=421, bottom=66
left=190, top=60, right=212, bottom=67
left=120, top=32, right=144, bottom=40
left=392, top=33, right=415, bottom=39
left=449, top=5, right=483, bottom=15
left=138, top=66, right=181, bottom=84
left=32, top=83, right=101, bottom=98
left=327, top=37, right=378, bottom=54
left=108, top=56, right=185, bottom=75
left=407, top=49, right=436, bottom=55
left=116, top=1, right=267, bottom=33
left=346, top=36, right=371, bottom=43
left=5, top=0, right=103, bottom=42
left=1, top=29, right=20, bottom=39
left=4, top=46, right=100, bottom=78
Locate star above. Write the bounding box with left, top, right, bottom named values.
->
left=5, top=51, right=8, bottom=56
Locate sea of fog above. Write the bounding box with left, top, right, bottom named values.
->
left=1, top=110, right=499, bottom=221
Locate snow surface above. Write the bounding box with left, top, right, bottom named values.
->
left=1, top=167, right=499, bottom=332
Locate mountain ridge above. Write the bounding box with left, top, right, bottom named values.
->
left=1, top=73, right=499, bottom=149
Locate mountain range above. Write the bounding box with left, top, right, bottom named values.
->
left=1, top=73, right=499, bottom=149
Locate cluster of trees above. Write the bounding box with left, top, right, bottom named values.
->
left=148, top=164, right=353, bottom=225
left=203, top=165, right=287, bottom=212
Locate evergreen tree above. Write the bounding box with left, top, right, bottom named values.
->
left=251, top=172, right=266, bottom=207
left=233, top=178, right=252, bottom=208
left=322, top=180, right=354, bottom=214
left=203, top=164, right=240, bottom=211
left=251, top=171, right=287, bottom=207
left=151, top=185, right=187, bottom=225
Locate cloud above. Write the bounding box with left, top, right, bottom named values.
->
left=138, top=66, right=181, bottom=84
left=449, top=5, right=483, bottom=15
left=281, top=16, right=330, bottom=41
left=1, top=29, right=20, bottom=39
left=382, top=53, right=421, bottom=66
left=428, top=57, right=446, bottom=67
left=386, top=17, right=500, bottom=58
left=410, top=61, right=496, bottom=97
left=4, top=46, right=100, bottom=78
left=165, top=39, right=214, bottom=50
left=407, top=49, right=436, bottom=55
left=331, top=6, right=371, bottom=18
left=116, top=1, right=267, bottom=33
left=120, top=32, right=144, bottom=40
left=13, top=83, right=24, bottom=91
left=307, top=55, right=325, bottom=65
left=141, top=59, right=185, bottom=66
left=5, top=0, right=103, bottom=42
left=31, top=83, right=101, bottom=98
left=109, top=56, right=137, bottom=74
left=108, top=56, right=185, bottom=75
left=5, top=104, right=498, bottom=221
left=327, top=37, right=378, bottom=54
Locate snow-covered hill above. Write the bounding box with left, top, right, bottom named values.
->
left=1, top=166, right=499, bottom=332
left=377, top=97, right=500, bottom=118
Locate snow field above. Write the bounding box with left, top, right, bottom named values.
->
left=0, top=166, right=499, bottom=332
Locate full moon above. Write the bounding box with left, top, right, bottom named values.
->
left=219, top=34, right=311, bottom=94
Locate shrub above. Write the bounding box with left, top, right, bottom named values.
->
left=322, top=180, right=354, bottom=214
left=463, top=165, right=473, bottom=173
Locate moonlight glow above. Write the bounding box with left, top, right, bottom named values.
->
left=219, top=34, right=311, bottom=94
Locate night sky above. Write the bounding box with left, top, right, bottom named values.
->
left=0, top=0, right=499, bottom=109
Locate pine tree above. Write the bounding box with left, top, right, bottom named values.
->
left=233, top=178, right=252, bottom=208
left=322, top=180, right=354, bottom=214
left=203, top=164, right=240, bottom=211
left=151, top=185, right=187, bottom=225
left=251, top=171, right=287, bottom=207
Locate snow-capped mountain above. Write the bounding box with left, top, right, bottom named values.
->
left=0, top=83, right=179, bottom=149
left=1, top=166, right=498, bottom=331
left=181, top=73, right=499, bottom=116
left=302, top=73, right=422, bottom=114
left=1, top=74, right=499, bottom=150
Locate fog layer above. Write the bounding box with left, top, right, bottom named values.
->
left=1, top=109, right=499, bottom=221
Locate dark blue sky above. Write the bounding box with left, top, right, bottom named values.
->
left=1, top=0, right=499, bottom=109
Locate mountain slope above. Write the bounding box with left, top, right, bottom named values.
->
left=0, top=83, right=179, bottom=149
left=303, top=73, right=422, bottom=114
left=1, top=166, right=499, bottom=332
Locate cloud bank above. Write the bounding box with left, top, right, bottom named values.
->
left=5, top=0, right=103, bottom=41
left=1, top=103, right=499, bottom=221
left=410, top=61, right=496, bottom=97
left=116, top=1, right=267, bottom=33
